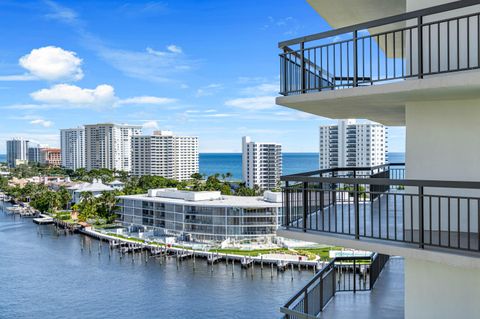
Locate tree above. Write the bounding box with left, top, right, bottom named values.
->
left=57, top=186, right=72, bottom=209
left=76, top=191, right=97, bottom=222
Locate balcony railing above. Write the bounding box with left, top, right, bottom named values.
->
left=280, top=253, right=389, bottom=319
left=282, top=163, right=480, bottom=255
left=279, top=0, right=480, bottom=96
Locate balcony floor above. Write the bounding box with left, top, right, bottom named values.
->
left=319, top=257, right=404, bottom=319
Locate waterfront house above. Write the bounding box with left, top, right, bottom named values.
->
left=67, top=179, right=116, bottom=204
left=116, top=188, right=283, bottom=242
left=276, top=1, right=480, bottom=318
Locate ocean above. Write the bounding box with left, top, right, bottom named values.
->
left=0, top=153, right=405, bottom=178
left=200, top=152, right=405, bottom=180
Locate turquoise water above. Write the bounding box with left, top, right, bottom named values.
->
left=0, top=153, right=405, bottom=178
left=200, top=152, right=405, bottom=179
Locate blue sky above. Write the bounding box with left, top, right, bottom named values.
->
left=0, top=0, right=405, bottom=153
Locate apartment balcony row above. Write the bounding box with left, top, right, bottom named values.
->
left=279, top=163, right=480, bottom=262
left=276, top=0, right=480, bottom=126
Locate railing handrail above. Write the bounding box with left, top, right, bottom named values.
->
left=278, top=0, right=480, bottom=48
left=282, top=163, right=404, bottom=178
left=281, top=253, right=386, bottom=318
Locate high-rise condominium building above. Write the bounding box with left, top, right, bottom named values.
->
left=60, top=127, right=85, bottom=171
left=132, top=130, right=199, bottom=181
left=6, top=138, right=29, bottom=167
left=85, top=123, right=142, bottom=172
left=28, top=144, right=42, bottom=164
left=40, top=148, right=61, bottom=167
left=319, top=119, right=387, bottom=169
left=242, top=136, right=282, bottom=190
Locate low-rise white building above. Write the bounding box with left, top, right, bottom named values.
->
left=117, top=188, right=283, bottom=242
left=67, top=179, right=116, bottom=203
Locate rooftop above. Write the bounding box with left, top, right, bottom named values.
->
left=117, top=188, right=282, bottom=208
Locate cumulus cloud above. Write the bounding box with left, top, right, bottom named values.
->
left=30, top=119, right=54, bottom=128
left=224, top=96, right=276, bottom=110
left=26, top=83, right=176, bottom=109
left=117, top=96, right=177, bottom=105
left=30, top=84, right=115, bottom=106
left=20, top=46, right=83, bottom=81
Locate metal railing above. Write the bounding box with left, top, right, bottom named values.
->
left=279, top=0, right=480, bottom=95
left=282, top=163, right=480, bottom=254
left=280, top=253, right=390, bottom=319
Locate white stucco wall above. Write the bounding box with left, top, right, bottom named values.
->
left=404, top=99, right=480, bottom=232
left=405, top=257, right=480, bottom=319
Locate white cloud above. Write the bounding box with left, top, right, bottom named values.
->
left=225, top=96, right=276, bottom=110
left=30, top=119, right=53, bottom=128
left=142, top=120, right=159, bottom=130
left=196, top=83, right=223, bottom=97
left=30, top=84, right=115, bottom=106
left=19, top=46, right=83, bottom=81
left=167, top=45, right=182, bottom=54
left=0, top=74, right=37, bottom=81
left=241, top=83, right=278, bottom=95
left=117, top=96, right=177, bottom=105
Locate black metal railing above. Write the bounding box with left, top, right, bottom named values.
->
left=280, top=253, right=390, bottom=319
left=279, top=0, right=480, bottom=95
left=282, top=163, right=480, bottom=254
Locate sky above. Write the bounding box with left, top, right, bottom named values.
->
left=0, top=0, right=405, bottom=153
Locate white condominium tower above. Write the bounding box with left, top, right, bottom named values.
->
left=132, top=130, right=199, bottom=181
left=60, top=127, right=85, bottom=170
left=242, top=136, right=282, bottom=190
left=319, top=119, right=387, bottom=169
left=6, top=138, right=29, bottom=167
left=85, top=123, right=142, bottom=172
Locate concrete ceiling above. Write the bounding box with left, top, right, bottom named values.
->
left=276, top=70, right=480, bottom=126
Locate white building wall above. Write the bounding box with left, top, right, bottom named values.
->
left=319, top=119, right=387, bottom=169
left=6, top=138, right=29, bottom=168
left=60, top=127, right=85, bottom=170
left=242, top=136, right=282, bottom=190
left=132, top=132, right=198, bottom=181
left=85, top=124, right=141, bottom=172
left=405, top=258, right=480, bottom=319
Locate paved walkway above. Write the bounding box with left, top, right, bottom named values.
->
left=318, top=257, right=404, bottom=319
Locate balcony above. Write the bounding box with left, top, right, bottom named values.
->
left=276, top=0, right=480, bottom=126
left=280, top=163, right=480, bottom=262
left=281, top=253, right=403, bottom=319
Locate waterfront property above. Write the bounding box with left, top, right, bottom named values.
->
left=319, top=119, right=387, bottom=170
left=6, top=137, right=28, bottom=168
left=276, top=1, right=480, bottom=318
left=67, top=179, right=117, bottom=204
left=242, top=136, right=282, bottom=190
left=116, top=188, right=283, bottom=242
left=60, top=127, right=86, bottom=171
left=132, top=130, right=199, bottom=181
left=84, top=123, right=142, bottom=172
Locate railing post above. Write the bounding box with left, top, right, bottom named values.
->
left=353, top=259, right=357, bottom=293
left=285, top=181, right=290, bottom=229
left=353, top=30, right=358, bottom=87
left=354, top=181, right=360, bottom=240
left=303, top=288, right=309, bottom=315
left=303, top=182, right=308, bottom=232
left=419, top=186, right=424, bottom=248
left=283, top=47, right=288, bottom=94
left=418, top=16, right=424, bottom=78
left=300, top=42, right=306, bottom=93
left=319, top=276, right=324, bottom=312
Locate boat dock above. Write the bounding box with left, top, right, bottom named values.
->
left=77, top=228, right=323, bottom=271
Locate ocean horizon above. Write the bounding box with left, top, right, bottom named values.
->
left=0, top=152, right=405, bottom=180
